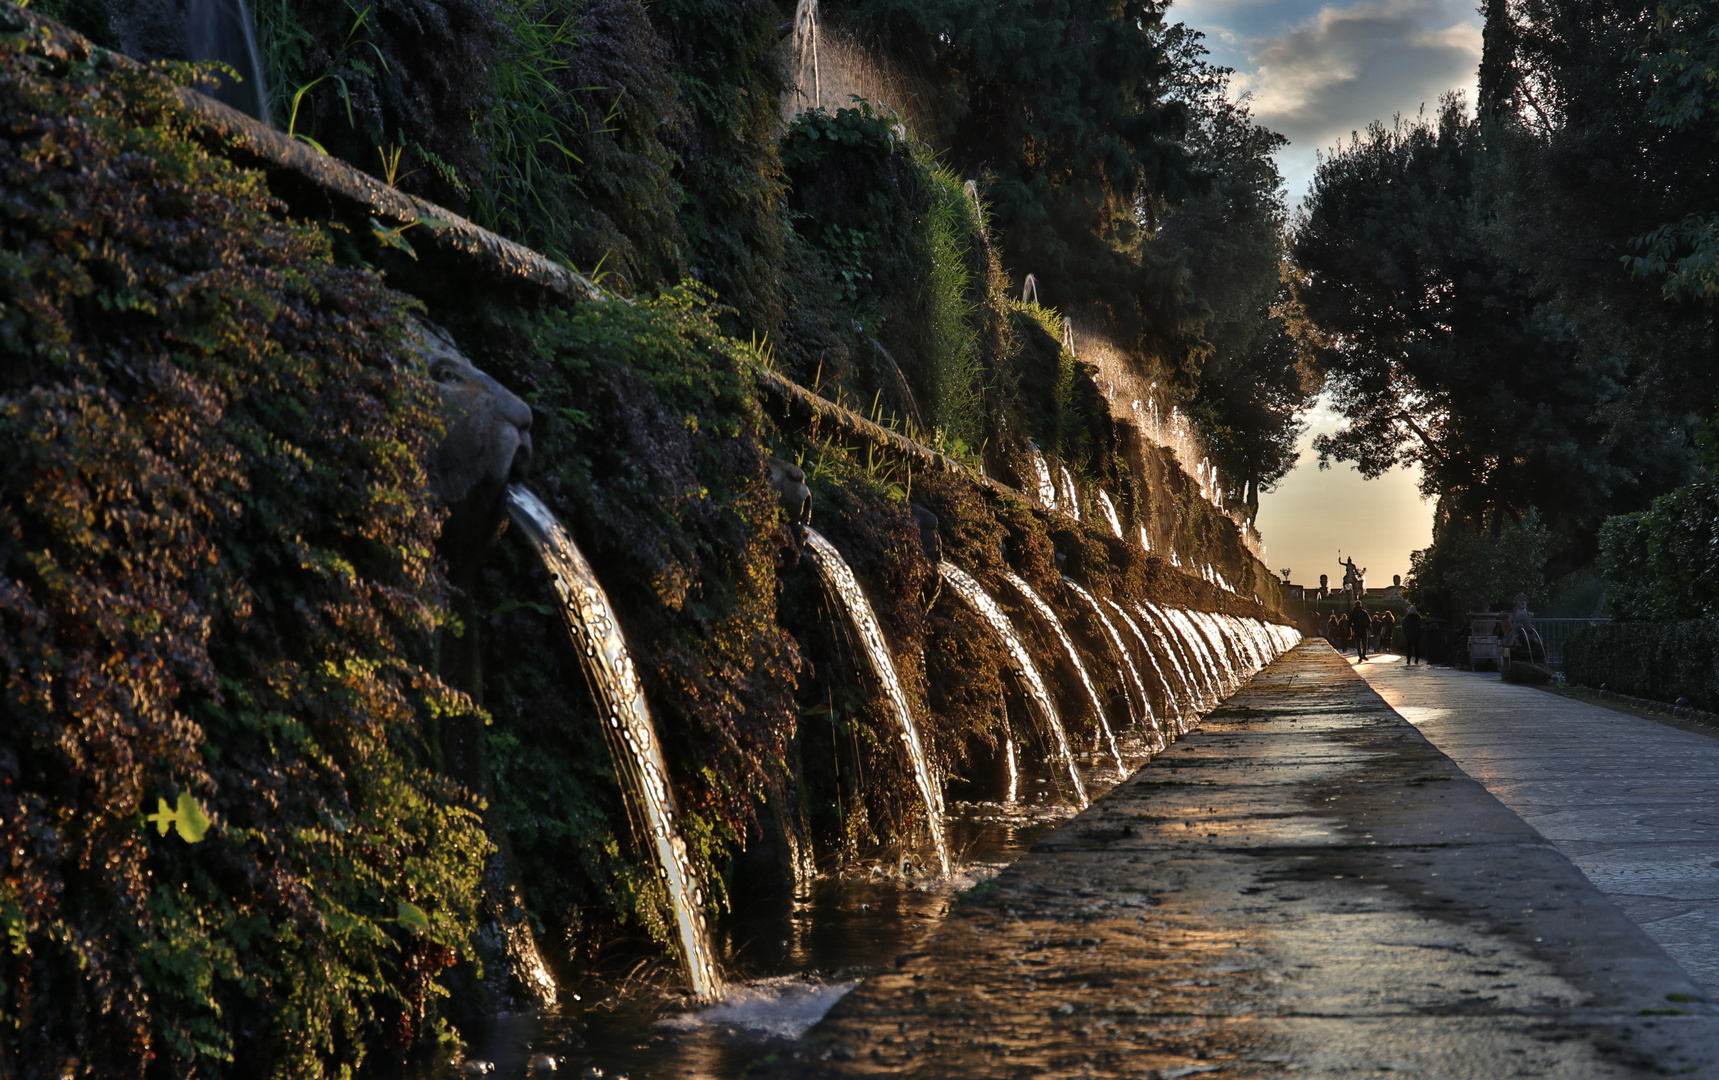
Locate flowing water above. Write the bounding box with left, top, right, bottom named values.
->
left=506, top=486, right=723, bottom=1002
left=800, top=527, right=951, bottom=875
left=1141, top=602, right=1210, bottom=715
left=458, top=491, right=1295, bottom=1076
left=1096, top=490, right=1124, bottom=538
left=939, top=563, right=1087, bottom=806
left=1104, top=599, right=1180, bottom=742
left=1117, top=600, right=1185, bottom=714
left=1057, top=464, right=1081, bottom=521
left=1000, top=571, right=1123, bottom=777
left=418, top=777, right=1081, bottom=1080
left=1024, top=444, right=1059, bottom=509
left=187, top=0, right=270, bottom=122
left=1188, top=611, right=1236, bottom=694
left=791, top=0, right=821, bottom=110
left=1060, top=578, right=1155, bottom=742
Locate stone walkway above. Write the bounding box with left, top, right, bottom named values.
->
left=761, top=640, right=1719, bottom=1078
left=1355, top=652, right=1719, bottom=997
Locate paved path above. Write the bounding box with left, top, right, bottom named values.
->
left=763, top=641, right=1719, bottom=1078
left=1356, top=652, right=1719, bottom=997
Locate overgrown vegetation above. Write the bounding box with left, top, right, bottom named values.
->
left=0, top=43, right=486, bottom=1077
left=1, top=0, right=1302, bottom=1068
left=1597, top=484, right=1719, bottom=622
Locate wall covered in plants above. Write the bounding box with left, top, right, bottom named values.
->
left=0, top=33, right=487, bottom=1078
left=1, top=2, right=1295, bottom=1076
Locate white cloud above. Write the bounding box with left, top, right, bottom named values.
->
left=1237, top=0, right=1481, bottom=145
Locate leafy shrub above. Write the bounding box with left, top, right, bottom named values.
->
left=0, top=41, right=486, bottom=1078
left=1406, top=508, right=1553, bottom=616
left=1597, top=482, right=1719, bottom=621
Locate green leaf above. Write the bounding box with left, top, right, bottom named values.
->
left=148, top=796, right=176, bottom=836
left=395, top=901, right=430, bottom=933
left=174, top=792, right=211, bottom=843
left=145, top=793, right=211, bottom=842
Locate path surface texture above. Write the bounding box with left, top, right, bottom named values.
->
left=1356, top=653, right=1719, bottom=998
left=761, top=640, right=1719, bottom=1078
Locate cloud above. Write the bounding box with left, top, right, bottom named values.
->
left=1232, top=0, right=1481, bottom=151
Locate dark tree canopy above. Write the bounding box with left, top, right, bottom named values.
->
left=1481, top=0, right=1719, bottom=433
left=1157, top=28, right=1316, bottom=516
left=835, top=0, right=1207, bottom=368
left=1293, top=96, right=1692, bottom=562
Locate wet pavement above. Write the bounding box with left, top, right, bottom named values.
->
left=758, top=640, right=1719, bottom=1078
left=1356, top=653, right=1719, bottom=998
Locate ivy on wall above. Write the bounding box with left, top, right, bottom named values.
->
left=0, top=42, right=486, bottom=1078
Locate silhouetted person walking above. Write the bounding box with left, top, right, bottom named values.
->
left=1403, top=605, right=1423, bottom=665
left=1376, top=608, right=1396, bottom=654
left=1326, top=612, right=1341, bottom=649
left=1349, top=601, right=1371, bottom=661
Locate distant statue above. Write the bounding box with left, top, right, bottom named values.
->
left=1504, top=592, right=1534, bottom=638
left=1317, top=573, right=1329, bottom=600
left=1340, top=556, right=1366, bottom=600
left=1280, top=568, right=1293, bottom=583
left=1385, top=573, right=1403, bottom=599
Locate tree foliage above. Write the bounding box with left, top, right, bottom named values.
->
left=1294, top=95, right=1692, bottom=571
left=834, top=0, right=1206, bottom=372
left=1598, top=483, right=1719, bottom=622
left=1158, top=28, right=1316, bottom=516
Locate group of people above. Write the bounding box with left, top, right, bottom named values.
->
left=1324, top=602, right=1425, bottom=663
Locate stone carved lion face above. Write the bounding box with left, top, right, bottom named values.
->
left=412, top=324, right=533, bottom=576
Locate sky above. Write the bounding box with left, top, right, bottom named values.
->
left=1169, top=0, right=1482, bottom=588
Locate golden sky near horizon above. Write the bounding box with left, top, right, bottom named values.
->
left=1254, top=396, right=1433, bottom=591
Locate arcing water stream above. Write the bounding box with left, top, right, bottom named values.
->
left=414, top=530, right=1299, bottom=1077
left=506, top=486, right=724, bottom=1003
left=799, top=527, right=951, bottom=875
left=938, top=563, right=1088, bottom=807
left=1000, top=570, right=1124, bottom=776
left=1061, top=578, right=1156, bottom=740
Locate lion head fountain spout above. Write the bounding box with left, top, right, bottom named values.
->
left=414, top=324, right=534, bottom=578
left=767, top=456, right=812, bottom=524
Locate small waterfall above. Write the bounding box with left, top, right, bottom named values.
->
left=1003, top=730, right=1019, bottom=804
left=1096, top=491, right=1124, bottom=539
left=1138, top=524, right=1152, bottom=552
left=187, top=0, right=270, bottom=123
left=1176, top=608, right=1232, bottom=694
left=1103, top=599, right=1180, bottom=742
left=1139, top=602, right=1210, bottom=710
left=1057, top=465, right=1081, bottom=521
left=939, top=563, right=1087, bottom=807
left=799, top=528, right=950, bottom=875
left=1123, top=601, right=1192, bottom=714
left=1001, top=571, right=1122, bottom=777
left=1061, top=579, right=1155, bottom=740
left=793, top=0, right=821, bottom=110
left=1024, top=444, right=1058, bottom=509
left=505, top=486, right=723, bottom=1002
